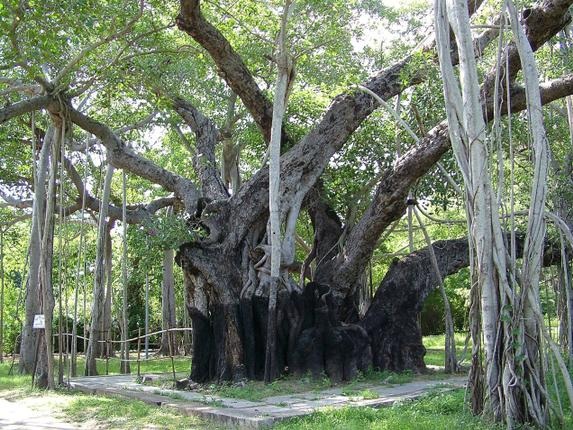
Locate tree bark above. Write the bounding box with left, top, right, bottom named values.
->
left=85, top=162, right=114, bottom=376
left=19, top=127, right=53, bottom=375
left=36, top=122, right=61, bottom=389
left=101, top=222, right=114, bottom=358
left=158, top=247, right=177, bottom=356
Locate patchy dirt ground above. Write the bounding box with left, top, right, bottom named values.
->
left=0, top=390, right=98, bottom=430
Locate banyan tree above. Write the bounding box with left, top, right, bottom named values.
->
left=1, top=0, right=573, bottom=425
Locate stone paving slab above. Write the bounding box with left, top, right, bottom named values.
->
left=69, top=374, right=467, bottom=429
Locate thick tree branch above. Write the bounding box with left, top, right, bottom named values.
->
left=173, top=97, right=228, bottom=199
left=0, top=187, right=83, bottom=217
left=1, top=158, right=174, bottom=224
left=504, top=73, right=573, bottom=116
left=63, top=104, right=199, bottom=212
left=0, top=96, right=51, bottom=124
left=62, top=156, right=175, bottom=224
left=335, top=76, right=573, bottom=297
left=221, top=1, right=493, bottom=249
left=481, top=0, right=572, bottom=100
left=360, top=234, right=564, bottom=334
left=67, top=111, right=158, bottom=152
left=177, top=0, right=275, bottom=142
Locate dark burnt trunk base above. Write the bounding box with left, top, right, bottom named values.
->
left=290, top=283, right=371, bottom=382
left=186, top=281, right=373, bottom=383
left=188, top=303, right=246, bottom=382
left=367, top=314, right=427, bottom=373
left=181, top=237, right=509, bottom=383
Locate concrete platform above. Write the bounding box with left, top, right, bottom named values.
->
left=69, top=373, right=467, bottom=429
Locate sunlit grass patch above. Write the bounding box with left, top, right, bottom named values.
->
left=60, top=394, right=218, bottom=429
left=275, top=389, right=503, bottom=430
left=423, top=333, right=471, bottom=367
left=0, top=361, right=35, bottom=394
left=72, top=354, right=191, bottom=376
left=340, top=388, right=379, bottom=400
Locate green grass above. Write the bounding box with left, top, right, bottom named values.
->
left=356, top=368, right=415, bottom=385
left=0, top=355, right=191, bottom=393
left=194, top=369, right=418, bottom=402
left=0, top=361, right=35, bottom=393
left=60, top=394, right=219, bottom=429
left=340, top=388, right=379, bottom=400
left=423, top=333, right=471, bottom=367
left=546, top=358, right=573, bottom=429
left=71, top=354, right=191, bottom=376
left=197, top=373, right=333, bottom=401
left=275, top=389, right=504, bottom=430
left=1, top=360, right=216, bottom=429
left=423, top=333, right=468, bottom=349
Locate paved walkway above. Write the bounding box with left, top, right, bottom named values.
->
left=69, top=373, right=467, bottom=429
left=0, top=397, right=79, bottom=430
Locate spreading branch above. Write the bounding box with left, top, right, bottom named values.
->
left=0, top=96, right=51, bottom=125
left=63, top=156, right=175, bottom=223
left=62, top=104, right=200, bottom=212
left=334, top=0, right=573, bottom=294
left=177, top=0, right=275, bottom=142
left=172, top=97, right=228, bottom=199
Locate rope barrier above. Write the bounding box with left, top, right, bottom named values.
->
left=53, top=327, right=193, bottom=344
left=51, top=328, right=193, bottom=368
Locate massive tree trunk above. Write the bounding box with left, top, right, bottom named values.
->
left=178, top=228, right=567, bottom=382
left=169, top=0, right=573, bottom=384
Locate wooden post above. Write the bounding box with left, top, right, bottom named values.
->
left=136, top=327, right=141, bottom=377
left=105, top=338, right=109, bottom=375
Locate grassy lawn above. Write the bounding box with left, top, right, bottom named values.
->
left=276, top=389, right=504, bottom=430
left=0, top=361, right=216, bottom=429
left=59, top=394, right=220, bottom=429
left=4, top=338, right=569, bottom=429
left=423, top=333, right=471, bottom=367
left=0, top=360, right=34, bottom=392
left=72, top=353, right=191, bottom=376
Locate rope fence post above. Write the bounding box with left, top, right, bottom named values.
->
left=105, top=337, right=110, bottom=376
left=137, top=327, right=142, bottom=377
